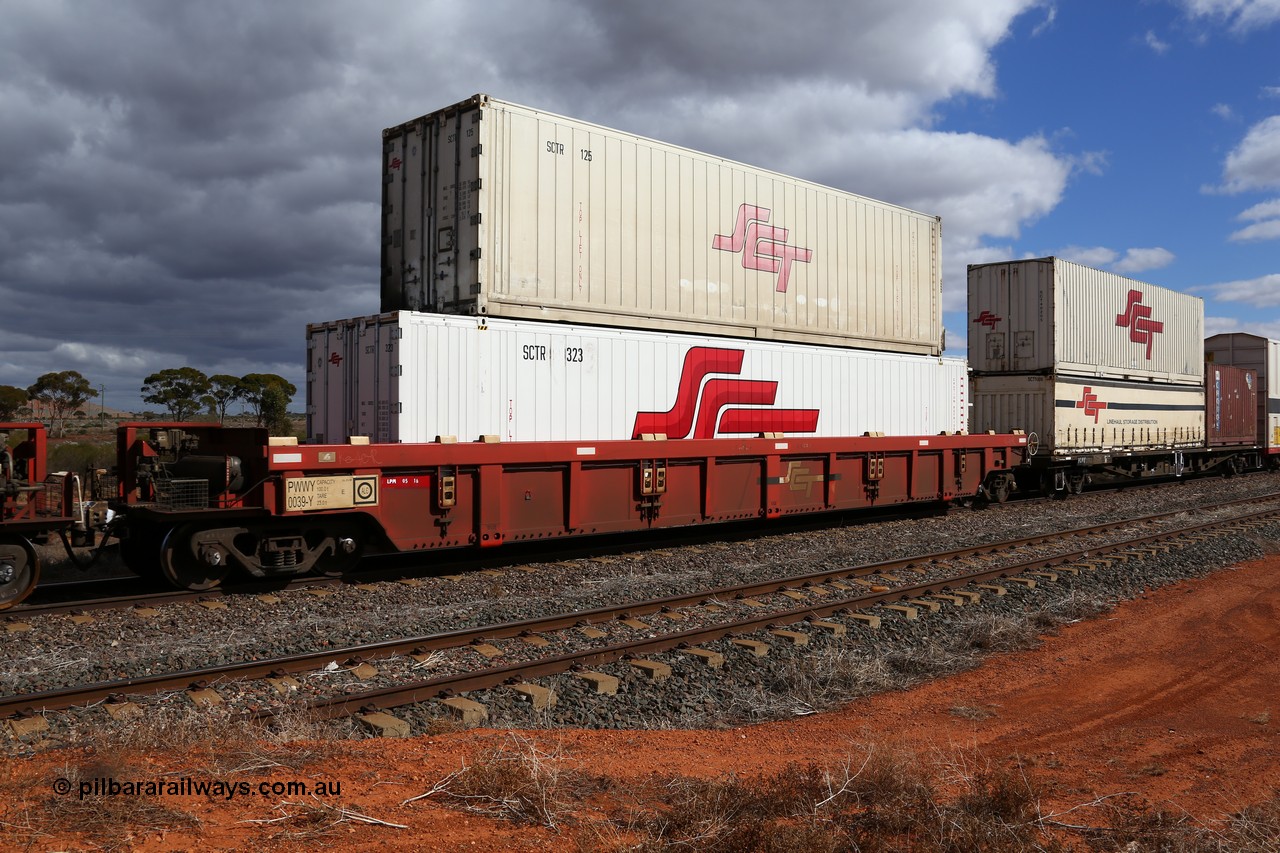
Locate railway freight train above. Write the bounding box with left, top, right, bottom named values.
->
left=968, top=257, right=1276, bottom=493
left=2, top=94, right=1276, bottom=608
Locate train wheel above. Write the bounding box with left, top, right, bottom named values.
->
left=160, top=526, right=229, bottom=591
left=991, top=476, right=1012, bottom=503
left=1068, top=473, right=1087, bottom=495
left=0, top=537, right=40, bottom=609
left=316, top=530, right=363, bottom=577
left=119, top=525, right=166, bottom=580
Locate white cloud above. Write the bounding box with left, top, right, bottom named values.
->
left=1266, top=86, right=1280, bottom=98
left=51, top=343, right=158, bottom=373
left=1056, top=246, right=1120, bottom=267
left=1113, top=247, right=1176, bottom=273
left=1030, top=3, right=1058, bottom=36
left=1206, top=315, right=1280, bottom=339
left=1069, top=148, right=1110, bottom=176
left=1207, top=273, right=1280, bottom=306
left=1229, top=219, right=1280, bottom=241
left=1215, top=115, right=1280, bottom=193
left=1205, top=315, right=1243, bottom=336
left=1238, top=198, right=1280, bottom=219
left=1212, top=103, right=1236, bottom=119
left=1050, top=246, right=1174, bottom=274
left=1179, top=0, right=1280, bottom=32
left=1145, top=30, right=1172, bottom=52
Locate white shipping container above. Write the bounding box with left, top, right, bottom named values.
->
left=1205, top=332, right=1280, bottom=449
left=968, top=257, right=1204, bottom=384
left=307, top=313, right=967, bottom=445
left=382, top=94, right=942, bottom=355
left=972, top=374, right=1205, bottom=457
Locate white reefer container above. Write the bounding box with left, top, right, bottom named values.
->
left=381, top=94, right=943, bottom=355
left=1205, top=332, right=1280, bottom=450
left=968, top=257, right=1203, bottom=384
left=971, top=374, right=1205, bottom=457
left=307, top=313, right=967, bottom=445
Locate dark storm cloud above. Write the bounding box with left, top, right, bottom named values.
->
left=0, top=1, right=388, bottom=409
left=0, top=0, right=1062, bottom=410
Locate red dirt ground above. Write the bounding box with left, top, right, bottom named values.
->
left=4, top=555, right=1278, bottom=850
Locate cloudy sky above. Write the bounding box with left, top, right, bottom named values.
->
left=2, top=0, right=1278, bottom=413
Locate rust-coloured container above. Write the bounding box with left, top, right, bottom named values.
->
left=1204, top=362, right=1258, bottom=446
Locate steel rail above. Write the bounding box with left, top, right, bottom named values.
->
left=291, top=503, right=1280, bottom=720
left=16, top=489, right=1280, bottom=620
left=6, top=498, right=1278, bottom=720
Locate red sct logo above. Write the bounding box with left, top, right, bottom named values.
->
left=973, top=310, right=1002, bottom=329
left=1076, top=386, right=1108, bottom=423
left=632, top=347, right=819, bottom=439
left=712, top=204, right=813, bottom=293
left=1115, top=290, right=1164, bottom=359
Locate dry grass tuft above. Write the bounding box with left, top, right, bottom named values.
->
left=950, top=704, right=996, bottom=721
left=619, top=748, right=1062, bottom=853
left=407, top=738, right=1280, bottom=853
left=408, top=732, right=598, bottom=830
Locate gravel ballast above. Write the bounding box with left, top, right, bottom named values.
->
left=5, top=472, right=1280, bottom=750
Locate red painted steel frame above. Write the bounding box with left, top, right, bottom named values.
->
left=1, top=422, right=73, bottom=532
left=243, top=432, right=1028, bottom=555
left=1, top=423, right=48, bottom=487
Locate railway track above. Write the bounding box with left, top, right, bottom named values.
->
left=6, top=494, right=1279, bottom=733
left=13, top=478, right=1271, bottom=619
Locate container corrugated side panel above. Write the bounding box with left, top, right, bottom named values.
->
left=971, top=375, right=1054, bottom=452
left=973, top=374, right=1204, bottom=455
left=385, top=95, right=941, bottom=355
left=1053, top=258, right=1203, bottom=384
left=347, top=312, right=965, bottom=443
left=968, top=258, right=1203, bottom=383
left=1204, top=363, right=1257, bottom=446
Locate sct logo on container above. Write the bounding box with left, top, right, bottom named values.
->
left=632, top=347, right=820, bottom=440
left=1075, top=387, right=1109, bottom=424
left=712, top=204, right=813, bottom=293
left=973, top=310, right=1002, bottom=329
left=1115, top=289, right=1164, bottom=360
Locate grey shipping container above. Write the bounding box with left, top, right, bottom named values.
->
left=968, top=257, right=1203, bottom=385
left=1205, top=332, right=1280, bottom=451
left=1204, top=362, right=1258, bottom=446
left=382, top=94, right=943, bottom=355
